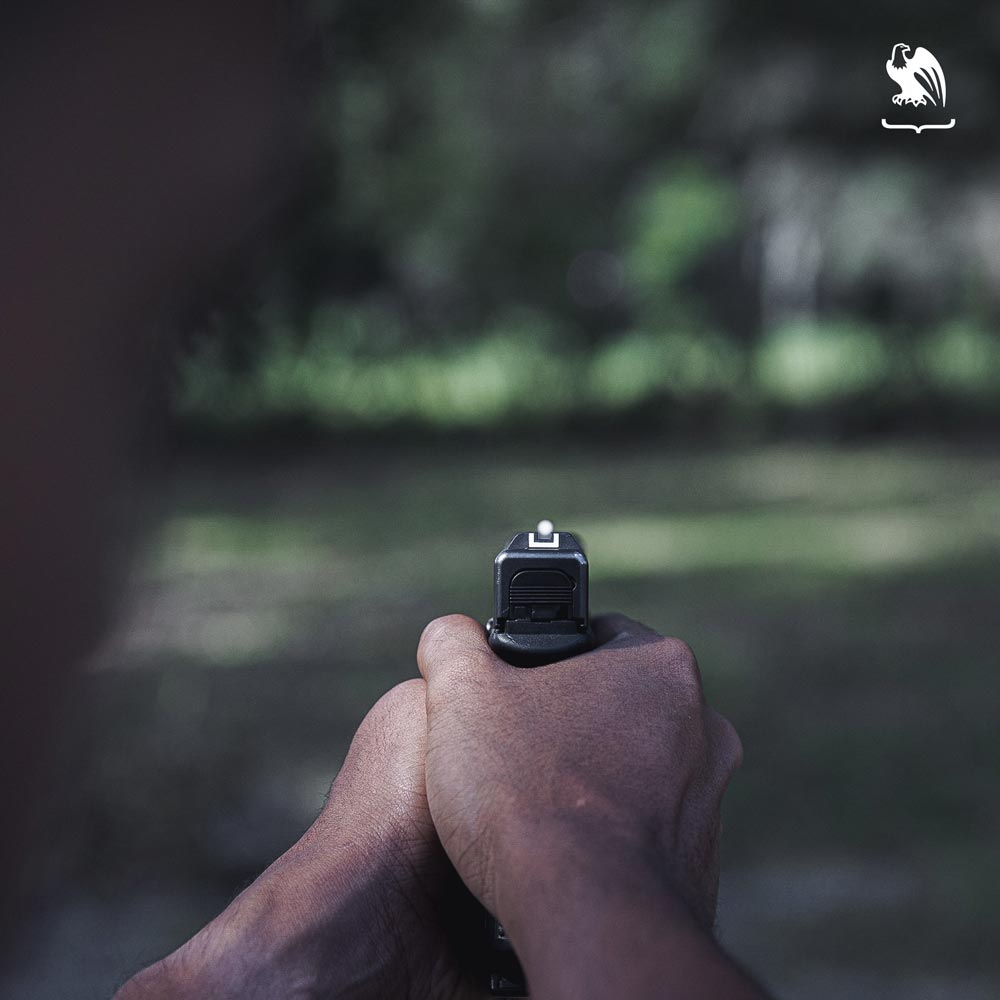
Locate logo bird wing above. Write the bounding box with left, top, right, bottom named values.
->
left=908, top=47, right=947, bottom=107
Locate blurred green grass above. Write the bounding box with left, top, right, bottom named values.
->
left=14, top=440, right=998, bottom=999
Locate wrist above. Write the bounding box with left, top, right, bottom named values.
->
left=116, top=829, right=404, bottom=1000
left=218, top=831, right=409, bottom=999
left=493, top=818, right=746, bottom=1000
left=493, top=813, right=669, bottom=923
left=493, top=816, right=661, bottom=965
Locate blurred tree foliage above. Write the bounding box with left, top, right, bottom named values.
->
left=175, top=0, right=1000, bottom=435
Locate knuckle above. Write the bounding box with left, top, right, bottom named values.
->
left=358, top=680, right=426, bottom=744
left=419, top=614, right=464, bottom=651
left=379, top=677, right=425, bottom=711
left=710, top=710, right=744, bottom=774
left=721, top=717, right=745, bottom=773
left=660, top=635, right=698, bottom=670
left=419, top=614, right=480, bottom=662
left=650, top=636, right=703, bottom=695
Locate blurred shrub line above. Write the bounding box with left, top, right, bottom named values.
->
left=175, top=310, right=1000, bottom=434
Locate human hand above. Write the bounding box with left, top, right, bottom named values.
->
left=416, top=613, right=746, bottom=997
left=116, top=679, right=483, bottom=1000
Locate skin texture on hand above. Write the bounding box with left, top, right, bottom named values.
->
left=115, top=680, right=483, bottom=1000
left=117, top=614, right=766, bottom=1000
left=417, top=613, right=763, bottom=1000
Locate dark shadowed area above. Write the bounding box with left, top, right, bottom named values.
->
left=2, top=0, right=998, bottom=997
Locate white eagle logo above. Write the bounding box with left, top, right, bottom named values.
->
left=886, top=43, right=947, bottom=108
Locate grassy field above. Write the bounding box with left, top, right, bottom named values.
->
left=5, top=440, right=999, bottom=999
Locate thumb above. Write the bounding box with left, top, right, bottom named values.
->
left=417, top=614, right=501, bottom=696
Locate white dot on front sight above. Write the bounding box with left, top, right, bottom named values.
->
left=536, top=519, right=554, bottom=537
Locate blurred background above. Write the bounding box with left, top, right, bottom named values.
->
left=3, top=1, right=999, bottom=997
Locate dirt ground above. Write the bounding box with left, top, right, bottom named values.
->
left=4, top=440, right=999, bottom=999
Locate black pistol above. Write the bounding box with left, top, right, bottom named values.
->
left=487, top=520, right=594, bottom=668
left=481, top=521, right=595, bottom=996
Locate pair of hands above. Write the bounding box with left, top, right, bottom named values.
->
left=117, top=614, right=749, bottom=1000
